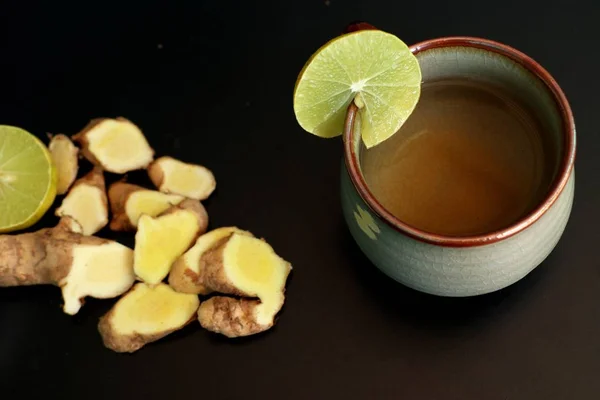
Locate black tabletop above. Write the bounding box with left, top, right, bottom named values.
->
left=1, top=1, right=599, bottom=399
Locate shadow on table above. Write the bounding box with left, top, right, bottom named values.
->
left=337, top=220, right=549, bottom=333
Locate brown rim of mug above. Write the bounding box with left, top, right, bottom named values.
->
left=343, top=36, right=576, bottom=248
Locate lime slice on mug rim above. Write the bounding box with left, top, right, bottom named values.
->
left=293, top=29, right=422, bottom=148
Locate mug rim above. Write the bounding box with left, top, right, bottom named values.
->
left=343, top=36, right=576, bottom=247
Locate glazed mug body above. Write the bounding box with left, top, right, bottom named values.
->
left=340, top=37, right=576, bottom=296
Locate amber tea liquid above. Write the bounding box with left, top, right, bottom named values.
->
left=361, top=79, right=554, bottom=236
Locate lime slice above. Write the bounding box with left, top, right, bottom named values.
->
left=293, top=30, right=422, bottom=148
left=0, top=126, right=57, bottom=232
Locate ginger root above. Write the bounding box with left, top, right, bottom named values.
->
left=55, top=167, right=108, bottom=235
left=73, top=118, right=154, bottom=174
left=159, top=198, right=209, bottom=235
left=198, top=297, right=271, bottom=338
left=98, top=282, right=199, bottom=353
left=196, top=233, right=292, bottom=337
left=0, top=217, right=135, bottom=315
left=108, top=182, right=185, bottom=231
left=48, top=134, right=79, bottom=195
left=148, top=156, right=216, bottom=200
left=169, top=227, right=252, bottom=294
left=134, top=206, right=205, bottom=285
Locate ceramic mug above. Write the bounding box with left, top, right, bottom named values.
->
left=340, top=37, right=576, bottom=296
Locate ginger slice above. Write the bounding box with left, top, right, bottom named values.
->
left=62, top=216, right=85, bottom=234
left=48, top=134, right=79, bottom=195
left=148, top=156, right=216, bottom=200
left=98, top=282, right=199, bottom=353
left=61, top=240, right=135, bottom=315
left=169, top=227, right=252, bottom=295
left=197, top=233, right=292, bottom=337
left=0, top=217, right=135, bottom=315
left=134, top=208, right=204, bottom=285
left=55, top=167, right=108, bottom=235
left=198, top=297, right=271, bottom=338
left=108, top=182, right=185, bottom=231
left=72, top=118, right=154, bottom=174
left=160, top=198, right=209, bottom=235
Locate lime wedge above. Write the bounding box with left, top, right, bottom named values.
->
left=0, top=126, right=57, bottom=232
left=293, top=30, right=422, bottom=148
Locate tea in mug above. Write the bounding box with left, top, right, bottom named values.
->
left=361, top=78, right=554, bottom=236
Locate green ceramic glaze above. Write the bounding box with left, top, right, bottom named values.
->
left=340, top=38, right=576, bottom=296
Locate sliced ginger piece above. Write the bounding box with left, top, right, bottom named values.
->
left=134, top=208, right=204, bottom=285
left=148, top=156, right=216, bottom=200
left=98, top=282, right=199, bottom=353
left=198, top=297, right=272, bottom=338
left=160, top=198, right=209, bottom=235
left=48, top=134, right=79, bottom=195
left=55, top=167, right=108, bottom=235
left=197, top=233, right=292, bottom=337
left=108, top=182, right=185, bottom=231
left=169, top=227, right=252, bottom=294
left=73, top=118, right=154, bottom=174
left=61, top=238, right=135, bottom=315
left=0, top=217, right=135, bottom=315
left=62, top=215, right=84, bottom=234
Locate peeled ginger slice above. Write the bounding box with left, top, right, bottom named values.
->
left=55, top=168, right=108, bottom=236
left=73, top=118, right=154, bottom=174
left=168, top=227, right=253, bottom=294
left=148, top=156, right=216, bottom=200
left=133, top=209, right=201, bottom=284
left=48, top=134, right=79, bottom=195
left=197, top=233, right=292, bottom=336
left=61, top=241, right=135, bottom=315
left=98, top=283, right=199, bottom=353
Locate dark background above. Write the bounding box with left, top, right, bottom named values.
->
left=1, top=1, right=599, bottom=399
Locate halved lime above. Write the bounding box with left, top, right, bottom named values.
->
left=0, top=126, right=57, bottom=232
left=293, top=29, right=422, bottom=148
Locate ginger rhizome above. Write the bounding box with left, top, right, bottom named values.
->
left=134, top=205, right=205, bottom=284
left=73, top=118, right=154, bottom=174
left=169, top=227, right=252, bottom=294
left=108, top=182, right=185, bottom=231
left=48, top=134, right=79, bottom=195
left=195, top=233, right=292, bottom=338
left=55, top=167, right=108, bottom=235
left=98, top=283, right=199, bottom=353
left=198, top=297, right=269, bottom=338
left=148, top=156, right=216, bottom=200
left=0, top=217, right=135, bottom=315
left=0, top=115, right=295, bottom=351
left=160, top=198, right=209, bottom=235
